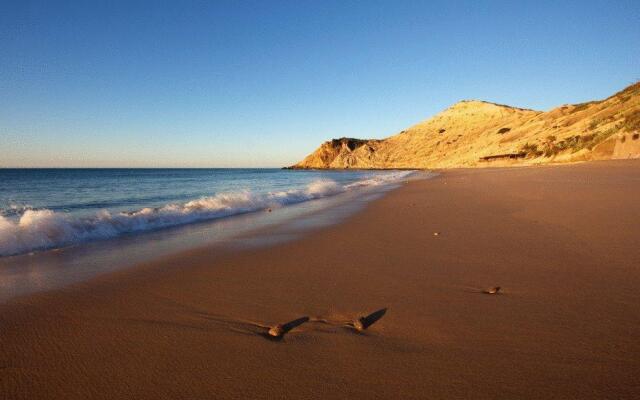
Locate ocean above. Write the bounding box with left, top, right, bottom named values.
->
left=0, top=168, right=414, bottom=257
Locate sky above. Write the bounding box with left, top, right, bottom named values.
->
left=1, top=0, right=639, bottom=168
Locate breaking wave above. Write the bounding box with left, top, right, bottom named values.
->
left=0, top=171, right=413, bottom=257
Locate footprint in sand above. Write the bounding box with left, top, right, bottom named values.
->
left=313, top=308, right=388, bottom=333
left=482, top=286, right=501, bottom=295
left=351, top=308, right=388, bottom=332
left=157, top=298, right=387, bottom=340
left=156, top=298, right=311, bottom=340
left=197, top=313, right=311, bottom=340
left=456, top=285, right=504, bottom=295
left=267, top=316, right=310, bottom=340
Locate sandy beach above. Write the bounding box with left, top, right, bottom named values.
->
left=1, top=160, right=640, bottom=399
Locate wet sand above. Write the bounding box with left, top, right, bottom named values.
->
left=1, top=160, right=640, bottom=399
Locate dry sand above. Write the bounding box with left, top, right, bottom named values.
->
left=1, top=160, right=640, bottom=399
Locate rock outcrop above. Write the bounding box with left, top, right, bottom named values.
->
left=290, top=82, right=640, bottom=169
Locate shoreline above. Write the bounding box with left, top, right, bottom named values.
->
left=0, top=169, right=416, bottom=259
left=0, top=174, right=417, bottom=302
left=1, top=160, right=639, bottom=399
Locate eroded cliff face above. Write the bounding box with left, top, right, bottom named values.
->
left=290, top=82, right=640, bottom=169
left=293, top=138, right=380, bottom=169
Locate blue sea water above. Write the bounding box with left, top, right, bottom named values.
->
left=0, top=168, right=413, bottom=257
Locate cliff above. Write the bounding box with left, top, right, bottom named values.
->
left=290, top=82, right=640, bottom=169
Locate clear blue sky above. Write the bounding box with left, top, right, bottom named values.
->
left=1, top=0, right=638, bottom=167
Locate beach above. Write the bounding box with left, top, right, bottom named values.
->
left=1, top=160, right=639, bottom=399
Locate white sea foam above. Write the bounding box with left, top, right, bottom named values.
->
left=0, top=171, right=414, bottom=257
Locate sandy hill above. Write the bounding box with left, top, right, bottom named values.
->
left=290, top=82, right=640, bottom=169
